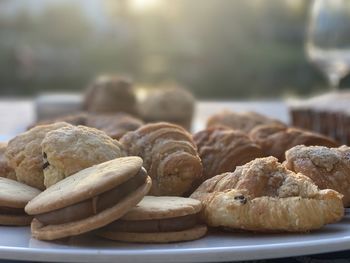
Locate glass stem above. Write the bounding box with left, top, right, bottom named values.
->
left=328, top=73, right=341, bottom=90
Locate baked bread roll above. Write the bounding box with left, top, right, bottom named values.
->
left=120, top=122, right=202, bottom=196
left=191, top=157, right=344, bottom=232
left=139, top=87, right=195, bottom=130
left=207, top=110, right=284, bottom=132
left=86, top=113, right=144, bottom=140
left=285, top=145, right=350, bottom=207
left=84, top=75, right=138, bottom=115
left=250, top=124, right=339, bottom=161
left=193, top=128, right=264, bottom=184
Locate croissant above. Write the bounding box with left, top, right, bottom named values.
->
left=207, top=110, right=284, bottom=132
left=191, top=157, right=344, bottom=232
left=285, top=145, right=350, bottom=207
left=193, top=128, right=265, bottom=184
left=249, top=124, right=339, bottom=161
left=120, top=122, right=202, bottom=196
left=86, top=113, right=144, bottom=140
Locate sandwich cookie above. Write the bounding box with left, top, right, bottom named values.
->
left=25, top=157, right=151, bottom=240
left=99, top=196, right=207, bottom=243
left=0, top=177, right=41, bottom=225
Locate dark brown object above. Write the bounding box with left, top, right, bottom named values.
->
left=84, top=75, right=138, bottom=115
left=250, top=124, right=340, bottom=161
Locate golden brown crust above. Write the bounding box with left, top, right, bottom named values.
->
left=206, top=111, right=284, bottom=132
left=120, top=122, right=202, bottom=196
left=83, top=75, right=137, bottom=115
left=250, top=124, right=339, bottom=161
left=0, top=143, right=16, bottom=180
left=86, top=113, right=144, bottom=140
left=191, top=157, right=344, bottom=232
left=5, top=122, right=73, bottom=190
left=193, top=128, right=265, bottom=185
left=285, top=145, right=350, bottom=207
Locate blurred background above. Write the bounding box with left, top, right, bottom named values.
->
left=1, top=0, right=348, bottom=99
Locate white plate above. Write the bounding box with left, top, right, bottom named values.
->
left=0, top=215, right=349, bottom=262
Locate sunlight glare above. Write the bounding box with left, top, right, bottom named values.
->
left=129, top=0, right=160, bottom=12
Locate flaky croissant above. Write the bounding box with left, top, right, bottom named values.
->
left=191, top=157, right=344, bottom=232
left=207, top=110, right=284, bottom=132
left=250, top=124, right=339, bottom=161
left=285, top=145, right=350, bottom=207
left=193, top=128, right=265, bottom=184
left=120, top=122, right=202, bottom=196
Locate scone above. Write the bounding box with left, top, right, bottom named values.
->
left=285, top=145, right=350, bottom=207
left=120, top=122, right=202, bottom=196
left=193, top=128, right=264, bottom=184
left=139, top=86, right=195, bottom=130
left=5, top=122, right=72, bottom=190
left=83, top=75, right=138, bottom=115
left=207, top=110, right=284, bottom=132
left=25, top=157, right=151, bottom=240
left=191, top=157, right=344, bottom=232
left=250, top=124, right=339, bottom=161
left=86, top=113, right=144, bottom=140
left=99, top=196, right=207, bottom=243
left=0, top=143, right=16, bottom=180
left=41, top=125, right=126, bottom=188
left=0, top=177, right=41, bottom=225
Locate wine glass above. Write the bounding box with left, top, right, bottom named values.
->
left=306, top=0, right=350, bottom=90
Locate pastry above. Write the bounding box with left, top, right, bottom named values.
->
left=25, top=157, right=152, bottom=240
left=83, top=75, right=138, bottom=115
left=139, top=86, right=195, bottom=130
left=285, top=145, right=350, bottom=207
left=0, top=177, right=41, bottom=225
left=249, top=124, right=339, bottom=161
left=120, top=122, right=202, bottom=196
left=41, top=125, right=125, bottom=188
left=207, top=110, right=284, bottom=132
left=5, top=122, right=72, bottom=190
left=193, top=128, right=265, bottom=184
left=28, top=112, right=88, bottom=130
left=99, top=196, right=207, bottom=243
left=191, top=157, right=344, bottom=232
left=0, top=143, right=16, bottom=180
left=86, top=113, right=144, bottom=140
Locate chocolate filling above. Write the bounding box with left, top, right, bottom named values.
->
left=36, top=168, right=147, bottom=225
left=105, top=214, right=198, bottom=233
left=0, top=207, right=26, bottom=215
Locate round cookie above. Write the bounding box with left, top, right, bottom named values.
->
left=41, top=125, right=126, bottom=188
left=0, top=177, right=41, bottom=225
left=5, top=122, right=72, bottom=190
left=25, top=157, right=152, bottom=240
left=99, top=196, right=207, bottom=243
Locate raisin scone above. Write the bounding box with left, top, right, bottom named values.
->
left=193, top=128, right=264, bottom=185
left=41, top=125, right=126, bottom=188
left=120, top=122, right=202, bottom=196
left=285, top=145, right=350, bottom=207
left=0, top=143, right=16, bottom=180
left=250, top=124, right=339, bottom=161
left=5, top=122, right=72, bottom=190
left=191, top=157, right=344, bottom=232
left=207, top=111, right=284, bottom=132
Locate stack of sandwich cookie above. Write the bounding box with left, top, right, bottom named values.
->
left=99, top=196, right=207, bottom=243
left=0, top=177, right=41, bottom=226
left=25, top=157, right=151, bottom=240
